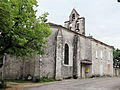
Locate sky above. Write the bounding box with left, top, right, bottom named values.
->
left=36, top=0, right=120, bottom=49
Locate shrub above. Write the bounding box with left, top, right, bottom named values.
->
left=33, top=76, right=40, bottom=82
left=40, top=77, right=56, bottom=82
left=0, top=80, right=7, bottom=89
left=33, top=76, right=57, bottom=83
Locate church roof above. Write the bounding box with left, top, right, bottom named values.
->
left=47, top=22, right=114, bottom=49
left=70, top=8, right=80, bottom=16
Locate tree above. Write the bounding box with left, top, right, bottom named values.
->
left=113, top=48, right=120, bottom=68
left=0, top=0, right=52, bottom=58
left=118, top=0, right=120, bottom=2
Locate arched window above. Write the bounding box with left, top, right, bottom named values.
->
left=64, top=44, right=69, bottom=65
left=76, top=21, right=80, bottom=29
left=72, top=13, right=75, bottom=19
left=75, top=21, right=80, bottom=32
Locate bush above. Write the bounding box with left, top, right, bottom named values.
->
left=33, top=76, right=40, bottom=82
left=0, top=80, right=7, bottom=89
left=33, top=76, right=57, bottom=83
left=0, top=57, right=3, bottom=68
left=0, top=72, right=2, bottom=80
left=40, top=77, right=55, bottom=82
left=0, top=72, right=7, bottom=89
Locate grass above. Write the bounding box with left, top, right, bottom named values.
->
left=5, top=77, right=61, bottom=83
left=0, top=77, right=62, bottom=90
left=38, top=77, right=62, bottom=83
left=5, top=79, right=33, bottom=83
left=40, top=78, right=56, bottom=83
left=0, top=76, right=62, bottom=90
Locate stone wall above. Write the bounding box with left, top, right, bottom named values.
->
left=79, top=36, right=86, bottom=60
left=92, top=40, right=113, bottom=76
left=61, top=28, right=75, bottom=78
left=35, top=26, right=57, bottom=78
left=85, top=37, right=92, bottom=61
left=2, top=55, right=23, bottom=79
left=2, top=54, right=42, bottom=79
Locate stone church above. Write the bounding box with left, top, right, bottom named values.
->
left=2, top=9, right=113, bottom=79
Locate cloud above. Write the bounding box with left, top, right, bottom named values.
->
left=36, top=0, right=120, bottom=48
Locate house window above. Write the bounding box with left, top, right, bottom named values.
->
left=101, top=50, right=103, bottom=59
left=108, top=52, right=111, bottom=60
left=96, top=50, right=98, bottom=59
left=64, top=44, right=69, bottom=65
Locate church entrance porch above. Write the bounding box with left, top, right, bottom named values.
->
left=81, top=60, right=92, bottom=78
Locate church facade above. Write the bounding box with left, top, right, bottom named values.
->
left=2, top=9, right=113, bottom=79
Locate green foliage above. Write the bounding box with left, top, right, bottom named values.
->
left=113, top=48, right=120, bottom=58
left=5, top=77, right=57, bottom=83
left=0, top=72, right=2, bottom=80
left=0, top=0, right=52, bottom=57
left=33, top=76, right=40, bottom=82
left=0, top=80, right=7, bottom=89
left=5, top=79, right=33, bottom=83
left=33, top=76, right=56, bottom=83
left=40, top=77, right=56, bottom=82
left=113, top=48, right=120, bottom=68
